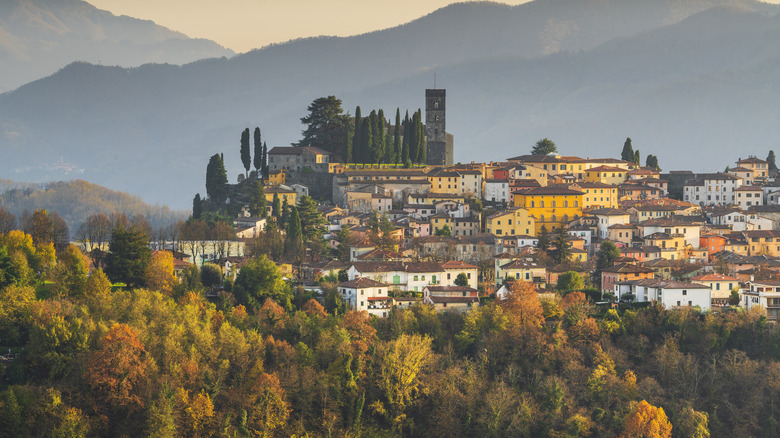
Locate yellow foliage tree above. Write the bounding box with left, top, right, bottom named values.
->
left=621, top=400, right=672, bottom=438
left=176, top=388, right=215, bottom=437
left=145, top=251, right=177, bottom=295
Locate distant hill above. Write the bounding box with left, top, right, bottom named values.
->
left=0, top=0, right=234, bottom=92
left=1, top=0, right=779, bottom=209
left=0, top=179, right=187, bottom=232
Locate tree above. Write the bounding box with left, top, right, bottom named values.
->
left=50, top=244, right=89, bottom=298
left=104, top=224, right=152, bottom=288
left=531, top=138, right=557, bottom=155
left=646, top=154, right=659, bottom=170
left=200, top=263, right=222, bottom=288
left=298, top=96, right=352, bottom=160
left=233, top=255, right=292, bottom=310
left=351, top=106, right=362, bottom=163
left=145, top=250, right=176, bottom=295
left=621, top=137, right=635, bottom=162
left=271, top=193, right=281, bottom=218
left=550, top=226, right=571, bottom=264
left=393, top=108, right=401, bottom=164
left=675, top=405, right=710, bottom=438
left=297, top=195, right=327, bottom=244
left=22, top=209, right=69, bottom=253
left=435, top=224, right=452, bottom=236
left=634, top=149, right=640, bottom=165
left=537, top=225, right=551, bottom=253
left=596, top=240, right=621, bottom=274
left=621, top=400, right=672, bottom=438
left=768, top=150, right=778, bottom=171
left=249, top=181, right=267, bottom=217
left=284, top=207, right=304, bottom=262
left=0, top=207, right=17, bottom=234
left=192, top=194, right=203, bottom=220
left=455, top=273, right=469, bottom=287
left=205, top=154, right=228, bottom=205
left=240, top=128, right=251, bottom=177
left=253, top=127, right=262, bottom=174
left=262, top=142, right=269, bottom=180
left=556, top=271, right=585, bottom=293
left=86, top=324, right=150, bottom=412
left=247, top=373, right=290, bottom=437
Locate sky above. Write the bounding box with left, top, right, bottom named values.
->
left=89, top=0, right=532, bottom=53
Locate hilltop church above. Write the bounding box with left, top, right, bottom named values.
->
left=425, top=88, right=454, bottom=166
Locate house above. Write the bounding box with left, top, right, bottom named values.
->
left=423, top=285, right=480, bottom=312
left=736, top=156, right=769, bottom=182
left=683, top=173, right=742, bottom=206
left=265, top=185, right=298, bottom=206
left=740, top=280, right=780, bottom=321
left=484, top=179, right=511, bottom=205
left=608, top=224, right=639, bottom=246
left=338, top=277, right=392, bottom=317
left=734, top=186, right=764, bottom=210
left=486, top=208, right=535, bottom=237
left=452, top=216, right=481, bottom=237
left=333, top=169, right=432, bottom=206
left=495, top=257, right=546, bottom=286
left=234, top=216, right=267, bottom=239
left=615, top=279, right=711, bottom=311
left=742, top=230, right=780, bottom=256
left=427, top=170, right=463, bottom=195
left=638, top=218, right=701, bottom=247
left=589, top=208, right=631, bottom=240
left=690, top=273, right=739, bottom=306
left=441, top=260, right=479, bottom=289
left=585, top=165, right=628, bottom=185
left=573, top=181, right=619, bottom=209
left=601, top=263, right=655, bottom=292
left=267, top=146, right=335, bottom=173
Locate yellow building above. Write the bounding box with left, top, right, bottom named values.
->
left=585, top=166, right=628, bottom=185
left=572, top=182, right=619, bottom=209
left=429, top=214, right=454, bottom=235
left=266, top=170, right=286, bottom=185
left=427, top=170, right=462, bottom=195
left=486, top=208, right=535, bottom=237
left=407, top=193, right=465, bottom=205
left=513, top=186, right=584, bottom=234
left=265, top=185, right=297, bottom=205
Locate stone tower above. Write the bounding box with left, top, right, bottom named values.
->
left=425, top=89, right=453, bottom=166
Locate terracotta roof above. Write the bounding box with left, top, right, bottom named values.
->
left=339, top=277, right=388, bottom=288
left=691, top=274, right=739, bottom=282
left=426, top=285, right=478, bottom=293
left=587, top=165, right=626, bottom=172
left=428, top=296, right=479, bottom=304
left=441, top=260, right=478, bottom=269
left=515, top=186, right=584, bottom=196
left=602, top=263, right=655, bottom=274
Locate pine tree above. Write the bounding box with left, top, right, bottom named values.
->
left=241, top=128, right=251, bottom=177
left=551, top=226, right=571, bottom=264
left=394, top=108, right=401, bottom=164
left=621, top=137, right=634, bottom=162
left=205, top=153, right=228, bottom=204
left=192, top=194, right=202, bottom=219
left=253, top=127, right=262, bottom=174
left=531, top=138, right=557, bottom=155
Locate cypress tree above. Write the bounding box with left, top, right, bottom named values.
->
left=621, top=137, right=634, bottom=162
left=377, top=109, right=388, bottom=163
left=249, top=181, right=267, bottom=217
left=394, top=108, right=401, bottom=164
left=253, top=127, right=262, bottom=174
left=768, top=150, right=777, bottom=171
left=261, top=142, right=268, bottom=180
left=634, top=150, right=640, bottom=165
left=402, top=110, right=411, bottom=165
left=272, top=193, right=281, bottom=218
left=192, top=194, right=202, bottom=219
left=416, top=109, right=426, bottom=163
left=241, top=128, right=251, bottom=177
left=280, top=197, right=290, bottom=228
left=361, top=117, right=373, bottom=164
left=352, top=106, right=362, bottom=164
left=284, top=206, right=304, bottom=260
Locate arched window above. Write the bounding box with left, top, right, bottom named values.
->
left=552, top=200, right=556, bottom=208
left=575, top=200, right=579, bottom=207
left=530, top=201, right=535, bottom=208
left=540, top=215, right=545, bottom=223
left=551, top=214, right=557, bottom=222
left=564, top=200, right=569, bottom=207
left=540, top=200, right=545, bottom=208
left=563, top=214, right=569, bottom=222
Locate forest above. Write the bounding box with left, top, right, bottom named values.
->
left=2, top=218, right=780, bottom=438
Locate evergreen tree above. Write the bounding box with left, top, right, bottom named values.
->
left=298, top=96, right=351, bottom=159
left=537, top=225, right=550, bottom=252
left=262, top=142, right=269, bottom=180
left=596, top=240, right=621, bottom=285
left=104, top=224, right=152, bottom=288
left=192, top=194, right=202, bottom=219
left=249, top=181, right=267, bottom=217
left=352, top=106, right=362, bottom=163
left=408, top=111, right=419, bottom=163
left=531, top=138, right=557, bottom=155
left=205, top=153, right=228, bottom=204
left=284, top=207, right=304, bottom=261
left=394, top=108, right=401, bottom=164
left=634, top=150, right=640, bottom=165
left=402, top=111, right=411, bottom=165
left=361, top=117, right=373, bottom=164
left=416, top=110, right=426, bottom=163
left=621, top=137, right=634, bottom=162
left=280, top=197, right=290, bottom=228
left=272, top=193, right=281, bottom=218
left=241, top=128, right=251, bottom=177
left=551, top=226, right=571, bottom=264
left=768, top=150, right=778, bottom=171
left=646, top=154, right=659, bottom=170
left=379, top=109, right=391, bottom=163
left=253, top=127, right=262, bottom=174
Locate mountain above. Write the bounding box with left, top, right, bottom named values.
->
left=0, top=179, right=186, bottom=232
left=0, top=0, right=234, bottom=92
left=2, top=0, right=780, bottom=209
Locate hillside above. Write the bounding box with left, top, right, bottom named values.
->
left=0, top=179, right=187, bottom=231
left=0, top=0, right=234, bottom=92
left=1, top=0, right=780, bottom=208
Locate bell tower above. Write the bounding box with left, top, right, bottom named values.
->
left=425, top=89, right=452, bottom=166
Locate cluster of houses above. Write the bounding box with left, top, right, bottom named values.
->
left=174, top=147, right=780, bottom=321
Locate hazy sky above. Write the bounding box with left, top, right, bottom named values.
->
left=89, top=0, right=532, bottom=53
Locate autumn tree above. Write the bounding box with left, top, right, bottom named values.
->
left=621, top=400, right=672, bottom=438
left=86, top=324, right=150, bottom=412
left=0, top=207, right=17, bottom=234
left=145, top=250, right=177, bottom=295
left=233, top=255, right=292, bottom=310
left=502, top=280, right=545, bottom=329
left=50, top=244, right=89, bottom=298
left=247, top=373, right=290, bottom=436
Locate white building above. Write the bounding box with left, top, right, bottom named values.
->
left=484, top=179, right=511, bottom=205
left=734, top=186, right=764, bottom=210
left=740, top=280, right=780, bottom=321
left=683, top=173, right=742, bottom=206
left=615, top=279, right=711, bottom=311
left=590, top=208, right=631, bottom=240
left=339, top=277, right=392, bottom=317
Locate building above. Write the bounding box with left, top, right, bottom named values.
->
left=484, top=179, right=511, bottom=205
left=574, top=182, right=619, bottom=209
left=423, top=285, right=479, bottom=312
left=615, top=279, right=711, bottom=311
left=734, top=186, right=764, bottom=210
left=338, top=277, right=392, bottom=317
left=690, top=273, right=739, bottom=306
left=683, top=173, right=742, bottom=206
left=585, top=166, right=628, bottom=185
left=740, top=280, right=780, bottom=321
left=589, top=208, right=631, bottom=240
left=512, top=186, right=584, bottom=234
left=486, top=208, right=535, bottom=237
left=267, top=146, right=335, bottom=173
left=425, top=89, right=453, bottom=166
left=601, top=263, right=655, bottom=293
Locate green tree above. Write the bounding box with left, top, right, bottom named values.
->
left=537, top=225, right=551, bottom=252
left=351, top=106, right=362, bottom=163
left=253, top=127, right=262, bottom=174
left=298, top=96, right=352, bottom=160
left=233, top=255, right=292, bottom=310
left=280, top=197, right=289, bottom=229
left=435, top=225, right=452, bottom=236
left=262, top=142, right=269, bottom=180
left=393, top=108, right=401, bottom=164
left=646, top=154, right=659, bottom=170
left=50, top=244, right=89, bottom=298
left=200, top=263, right=223, bottom=288
left=104, top=224, right=152, bottom=288
left=297, top=195, right=327, bottom=250
left=192, top=193, right=202, bottom=220
left=531, top=138, right=557, bottom=155
left=249, top=181, right=267, bottom=217
left=360, top=117, right=373, bottom=164
left=768, top=150, right=778, bottom=171
left=240, top=128, right=251, bottom=177
left=551, top=226, right=571, bottom=264
left=634, top=149, right=640, bottom=165
left=284, top=207, right=304, bottom=262
left=556, top=271, right=585, bottom=293
left=401, top=110, right=410, bottom=165
left=205, top=154, right=228, bottom=205
left=271, top=193, right=281, bottom=218
left=596, top=240, right=621, bottom=285
left=455, top=273, right=469, bottom=287
left=621, top=137, right=634, bottom=162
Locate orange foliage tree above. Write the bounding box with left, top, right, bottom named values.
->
left=621, top=400, right=672, bottom=438
left=502, top=281, right=545, bottom=329
left=85, top=324, right=150, bottom=412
